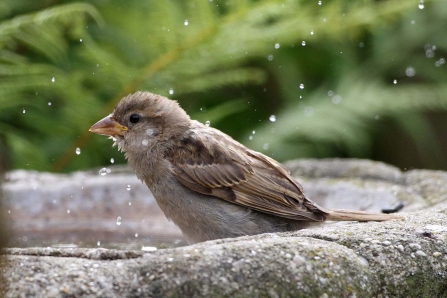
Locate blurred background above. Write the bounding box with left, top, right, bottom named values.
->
left=1, top=0, right=447, bottom=173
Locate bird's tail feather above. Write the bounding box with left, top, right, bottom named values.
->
left=326, top=209, right=404, bottom=221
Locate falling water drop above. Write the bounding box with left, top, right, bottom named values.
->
left=169, top=88, right=174, bottom=95
left=418, top=0, right=424, bottom=9
left=184, top=20, right=189, bottom=26
left=205, top=120, right=211, bottom=126
left=116, top=216, right=122, bottom=226
left=406, top=67, right=416, bottom=77
left=299, top=84, right=305, bottom=89
left=126, top=185, right=131, bottom=191
left=75, top=148, right=81, bottom=155
left=51, top=77, right=55, bottom=83
left=99, top=168, right=108, bottom=176
left=301, top=41, right=306, bottom=46
left=332, top=95, right=342, bottom=105
left=269, top=115, right=276, bottom=122
left=275, top=43, right=280, bottom=49
left=110, top=158, right=114, bottom=164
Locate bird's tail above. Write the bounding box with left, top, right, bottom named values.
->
left=326, top=209, right=404, bottom=221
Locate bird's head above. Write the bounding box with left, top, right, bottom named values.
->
left=89, top=91, right=190, bottom=153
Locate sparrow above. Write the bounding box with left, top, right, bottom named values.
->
left=89, top=91, right=404, bottom=244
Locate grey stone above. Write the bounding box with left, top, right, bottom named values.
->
left=3, top=159, right=447, bottom=297
left=3, top=166, right=183, bottom=247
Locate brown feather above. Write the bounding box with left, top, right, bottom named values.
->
left=167, top=123, right=328, bottom=222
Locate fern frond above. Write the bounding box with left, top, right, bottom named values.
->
left=251, top=75, right=447, bottom=160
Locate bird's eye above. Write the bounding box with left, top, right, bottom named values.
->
left=129, top=114, right=140, bottom=123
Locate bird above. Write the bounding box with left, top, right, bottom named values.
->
left=89, top=91, right=404, bottom=244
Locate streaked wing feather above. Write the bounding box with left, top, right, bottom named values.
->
left=169, top=127, right=327, bottom=221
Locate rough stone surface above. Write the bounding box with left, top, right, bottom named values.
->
left=3, top=158, right=447, bottom=297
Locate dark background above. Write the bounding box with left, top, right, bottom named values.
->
left=1, top=0, right=447, bottom=173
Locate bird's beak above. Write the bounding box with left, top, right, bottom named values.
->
left=89, top=114, right=128, bottom=136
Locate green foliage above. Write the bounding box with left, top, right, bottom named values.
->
left=0, top=0, right=446, bottom=172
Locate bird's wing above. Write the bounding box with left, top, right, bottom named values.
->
left=167, top=126, right=327, bottom=221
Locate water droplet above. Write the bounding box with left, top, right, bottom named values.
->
left=327, top=90, right=334, bottom=96
left=116, top=216, right=122, bottom=226
left=268, top=55, right=274, bottom=61
left=99, top=168, right=110, bottom=176
left=299, top=84, right=305, bottom=89
left=205, top=120, right=211, bottom=126
left=418, top=0, right=424, bottom=9
left=263, top=143, right=269, bottom=150
left=410, top=20, right=415, bottom=25
left=318, top=0, right=322, bottom=5
left=128, top=201, right=132, bottom=206
left=332, top=95, right=342, bottom=104
left=249, top=136, right=253, bottom=140
left=146, top=128, right=154, bottom=136
left=22, top=109, right=26, bottom=114
left=126, top=185, right=131, bottom=191
left=142, top=140, right=149, bottom=146
left=393, top=79, right=397, bottom=84
left=184, top=20, right=189, bottom=26
left=375, top=115, right=380, bottom=120
left=301, top=41, right=306, bottom=46
left=135, top=233, right=139, bottom=238
left=169, top=88, right=174, bottom=95
left=110, top=158, right=114, bottom=164
left=75, top=148, right=81, bottom=155
left=406, top=67, right=416, bottom=77
left=8, top=210, right=11, bottom=214
left=310, top=30, right=314, bottom=35
left=48, top=102, right=52, bottom=106
left=252, top=130, right=256, bottom=134
left=425, top=46, right=435, bottom=58
left=435, top=58, right=446, bottom=67
left=269, top=115, right=276, bottom=122
left=51, top=77, right=55, bottom=83
left=97, top=241, right=100, bottom=246
left=200, top=107, right=207, bottom=112
left=67, top=209, right=71, bottom=214
left=359, top=42, right=365, bottom=48
left=274, top=43, right=280, bottom=49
